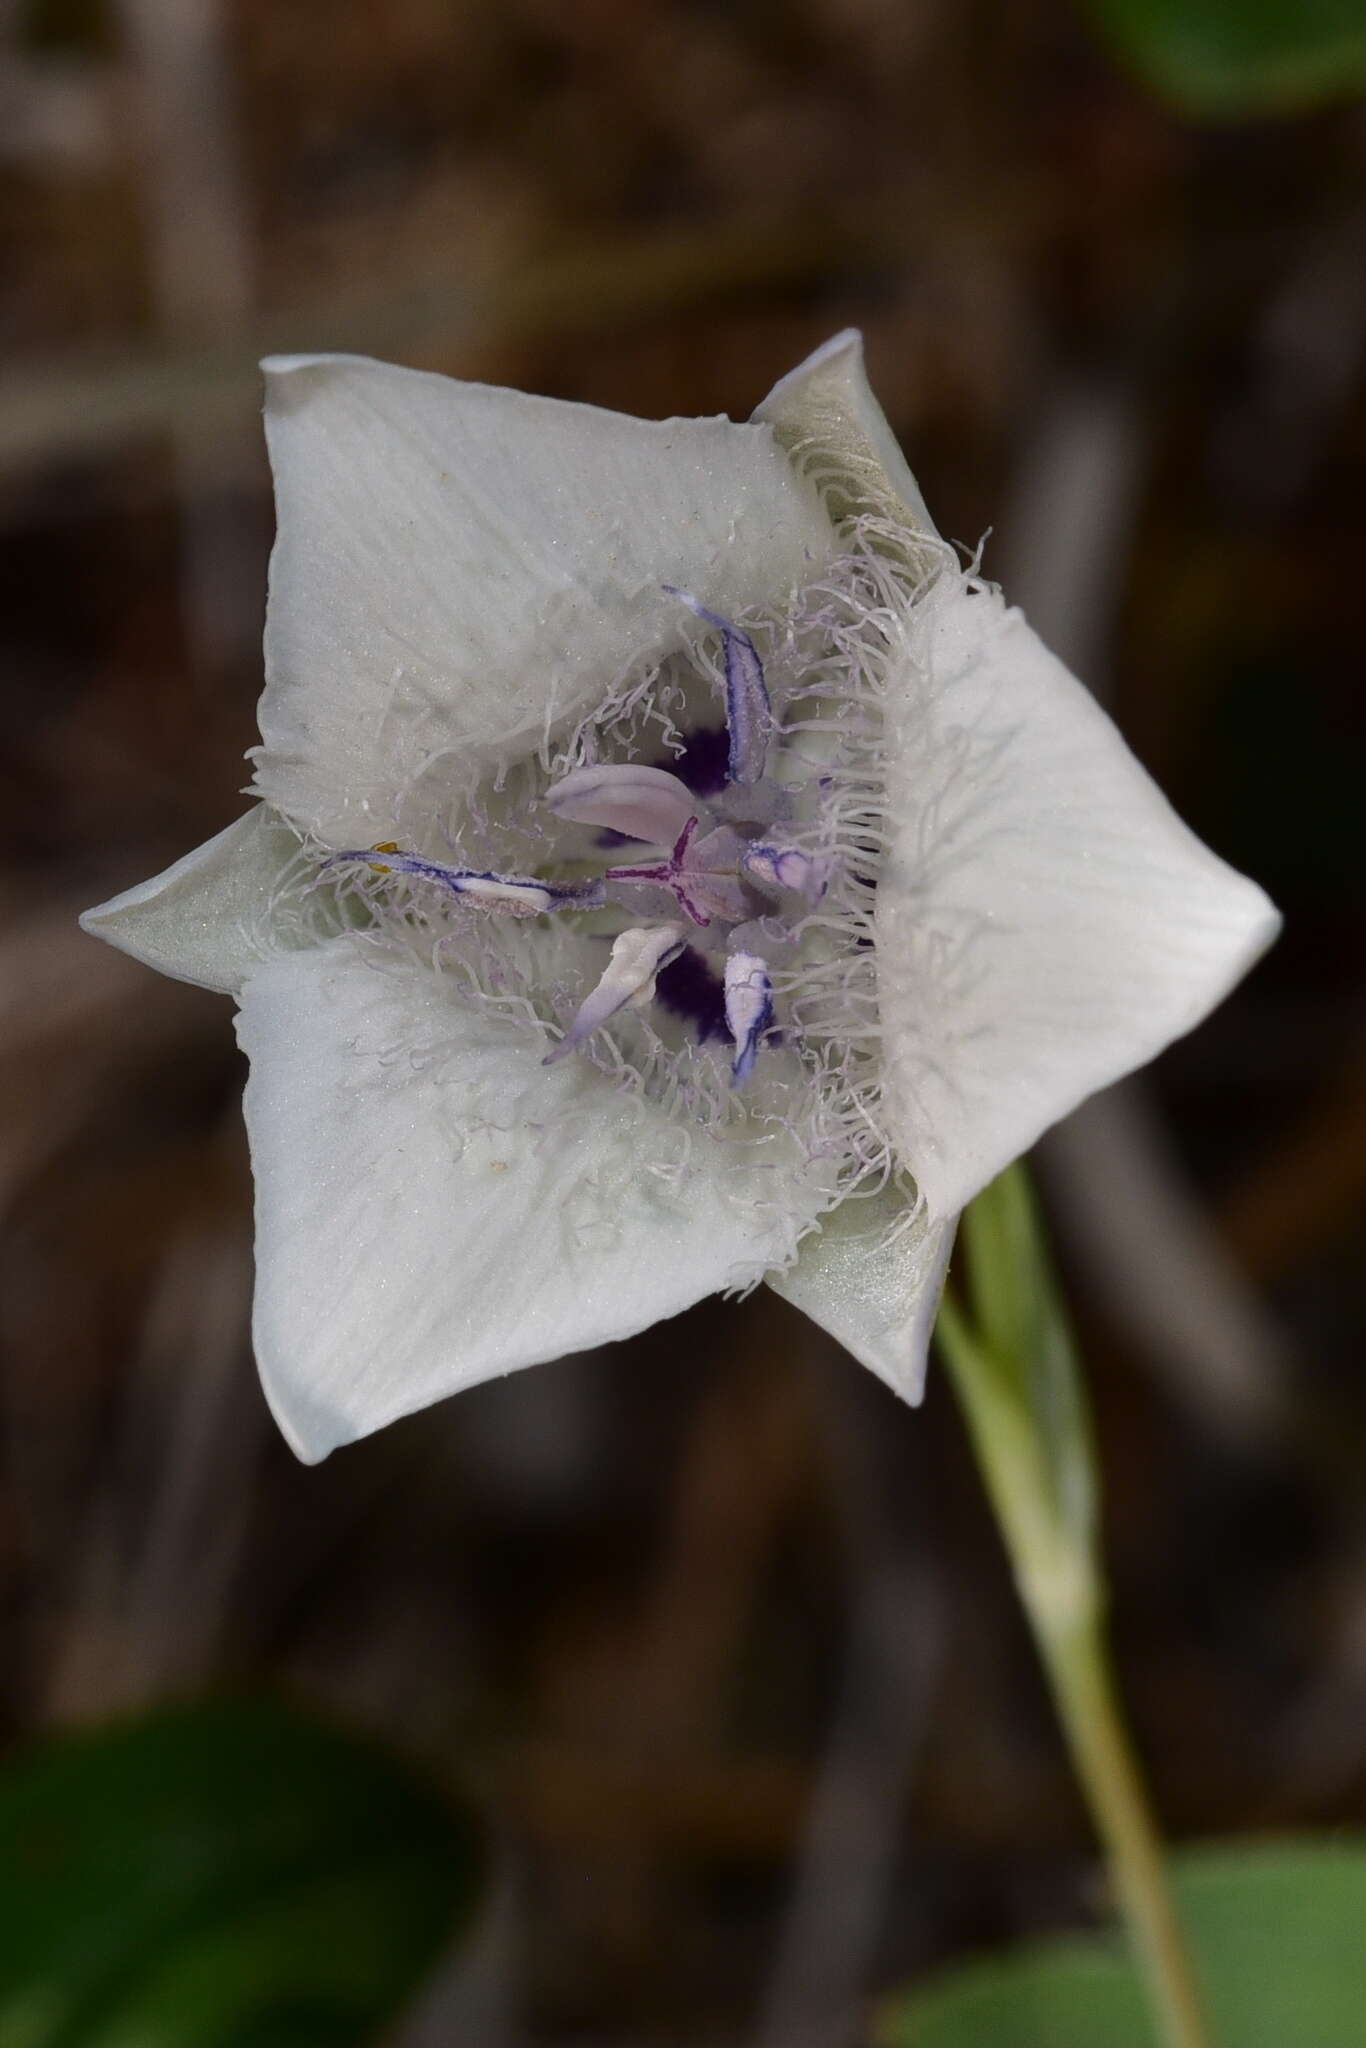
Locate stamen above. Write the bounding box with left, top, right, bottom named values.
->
left=742, top=843, right=832, bottom=904
left=544, top=922, right=687, bottom=1064
left=663, top=585, right=772, bottom=788
left=724, top=951, right=774, bottom=1084
left=326, top=848, right=605, bottom=915
left=544, top=762, right=698, bottom=846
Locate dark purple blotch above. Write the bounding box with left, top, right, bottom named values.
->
left=663, top=725, right=731, bottom=799
left=654, top=946, right=730, bottom=1043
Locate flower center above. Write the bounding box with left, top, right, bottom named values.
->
left=323, top=592, right=829, bottom=1083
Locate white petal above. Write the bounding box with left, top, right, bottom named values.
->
left=254, top=354, right=837, bottom=848
left=752, top=328, right=941, bottom=554
left=237, top=936, right=830, bottom=1461
left=875, top=575, right=1282, bottom=1218
left=79, top=806, right=307, bottom=995
left=767, top=1186, right=955, bottom=1405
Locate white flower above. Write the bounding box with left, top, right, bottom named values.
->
left=81, top=333, right=1279, bottom=1462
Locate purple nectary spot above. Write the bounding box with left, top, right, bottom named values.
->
left=663, top=725, right=731, bottom=799
left=654, top=947, right=730, bottom=1043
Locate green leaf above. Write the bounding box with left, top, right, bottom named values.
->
left=0, top=1697, right=484, bottom=2048
left=879, top=1837, right=1366, bottom=2046
left=1079, top=0, right=1366, bottom=117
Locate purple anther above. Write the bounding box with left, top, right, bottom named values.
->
left=663, top=585, right=772, bottom=789
left=544, top=762, right=698, bottom=846
left=544, top=922, right=687, bottom=1065
left=326, top=848, right=605, bottom=915
left=741, top=843, right=831, bottom=904
left=724, top=951, right=774, bottom=1084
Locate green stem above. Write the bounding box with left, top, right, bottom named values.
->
left=937, top=1290, right=1213, bottom=2048
left=1036, top=1616, right=1212, bottom=2048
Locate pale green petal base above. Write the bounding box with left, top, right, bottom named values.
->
left=753, top=327, right=942, bottom=564
left=768, top=1185, right=956, bottom=1405
left=79, top=805, right=308, bottom=995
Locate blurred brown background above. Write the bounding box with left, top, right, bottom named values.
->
left=2, top=1, right=1364, bottom=2042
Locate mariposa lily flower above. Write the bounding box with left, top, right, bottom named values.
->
left=81, top=333, right=1279, bottom=1462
